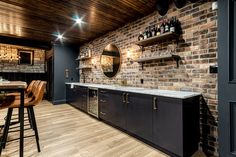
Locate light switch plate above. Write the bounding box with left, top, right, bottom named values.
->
left=212, top=2, right=218, bottom=10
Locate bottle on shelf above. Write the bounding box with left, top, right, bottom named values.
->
left=165, top=19, right=170, bottom=33
left=170, top=17, right=175, bottom=33
left=88, top=48, right=91, bottom=57
left=156, top=25, right=161, bottom=36
left=175, top=17, right=181, bottom=34
left=138, top=31, right=144, bottom=41
left=143, top=29, right=148, bottom=39
left=151, top=25, right=156, bottom=37
left=147, top=26, right=152, bottom=38
left=160, top=20, right=165, bottom=34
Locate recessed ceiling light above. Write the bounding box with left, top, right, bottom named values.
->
left=57, top=34, right=63, bottom=39
left=75, top=18, right=82, bottom=24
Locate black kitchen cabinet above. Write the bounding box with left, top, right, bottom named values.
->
left=153, top=96, right=200, bottom=157
left=99, top=89, right=126, bottom=129
left=126, top=93, right=153, bottom=142
left=68, top=84, right=200, bottom=157
left=76, top=86, right=88, bottom=112
left=66, top=84, right=88, bottom=112
left=99, top=90, right=153, bottom=142
left=66, top=84, right=71, bottom=103
left=66, top=84, right=76, bottom=105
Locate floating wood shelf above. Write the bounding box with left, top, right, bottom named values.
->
left=75, top=56, right=92, bottom=61
left=136, top=54, right=181, bottom=69
left=76, top=67, right=92, bottom=70
left=135, top=32, right=179, bottom=47
left=136, top=54, right=180, bottom=63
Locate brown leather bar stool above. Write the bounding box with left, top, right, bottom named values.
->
left=6, top=80, right=37, bottom=99
left=0, top=81, right=46, bottom=155
left=4, top=80, right=40, bottom=128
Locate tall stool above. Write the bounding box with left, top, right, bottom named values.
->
left=0, top=81, right=46, bottom=155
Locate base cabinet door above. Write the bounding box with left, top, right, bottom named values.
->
left=99, top=89, right=110, bottom=121
left=66, top=84, right=72, bottom=104
left=66, top=85, right=88, bottom=112
left=108, top=90, right=126, bottom=129
left=76, top=86, right=88, bottom=112
left=153, top=96, right=199, bottom=157
left=153, top=96, right=183, bottom=157
left=99, top=89, right=125, bottom=129
left=126, top=93, right=153, bottom=142
left=66, top=85, right=77, bottom=106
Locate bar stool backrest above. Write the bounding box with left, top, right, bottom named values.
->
left=30, top=81, right=41, bottom=96
left=29, top=81, right=46, bottom=106
left=26, top=80, right=36, bottom=94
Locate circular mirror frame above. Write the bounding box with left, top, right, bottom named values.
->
left=100, top=44, right=121, bottom=78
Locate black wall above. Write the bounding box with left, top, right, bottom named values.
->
left=52, top=44, right=79, bottom=104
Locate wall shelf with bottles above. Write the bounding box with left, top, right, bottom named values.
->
left=135, top=16, right=181, bottom=52
left=135, top=32, right=179, bottom=47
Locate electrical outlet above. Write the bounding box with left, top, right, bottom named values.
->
left=140, top=79, right=144, bottom=84
left=210, top=65, right=218, bottom=73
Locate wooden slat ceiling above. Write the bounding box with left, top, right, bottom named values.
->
left=0, top=0, right=156, bottom=45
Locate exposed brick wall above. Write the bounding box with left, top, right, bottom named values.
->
left=79, top=1, right=218, bottom=156
left=0, top=44, right=45, bottom=73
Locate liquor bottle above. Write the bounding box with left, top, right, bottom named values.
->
left=143, top=29, right=148, bottom=39
left=160, top=20, right=165, bottom=34
left=151, top=25, right=156, bottom=37
left=165, top=19, right=170, bottom=33
left=174, top=17, right=180, bottom=34
left=156, top=25, right=161, bottom=36
left=147, top=26, right=152, bottom=38
left=138, top=31, right=144, bottom=41
left=170, top=17, right=175, bottom=33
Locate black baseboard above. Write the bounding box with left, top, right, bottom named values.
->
left=52, top=99, right=66, bottom=105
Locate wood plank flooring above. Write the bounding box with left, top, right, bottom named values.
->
left=0, top=101, right=205, bottom=157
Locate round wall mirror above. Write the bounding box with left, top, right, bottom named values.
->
left=101, top=44, right=121, bottom=78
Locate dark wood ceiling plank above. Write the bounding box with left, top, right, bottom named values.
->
left=0, top=0, right=156, bottom=44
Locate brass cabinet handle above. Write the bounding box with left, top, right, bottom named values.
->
left=100, top=112, right=106, bottom=115
left=153, top=97, right=157, bottom=110
left=100, top=99, right=106, bottom=103
left=122, top=93, right=126, bottom=103
left=126, top=93, right=130, bottom=104
left=100, top=90, right=107, bottom=93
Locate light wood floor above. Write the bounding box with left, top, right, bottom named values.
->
left=0, top=101, right=205, bottom=157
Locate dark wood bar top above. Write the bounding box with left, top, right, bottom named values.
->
left=0, top=81, right=27, bottom=89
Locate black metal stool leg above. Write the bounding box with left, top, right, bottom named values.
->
left=0, top=108, right=13, bottom=154
left=29, top=106, right=40, bottom=152
left=27, top=108, right=33, bottom=129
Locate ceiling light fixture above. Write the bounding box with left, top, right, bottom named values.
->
left=57, top=34, right=63, bottom=39
left=75, top=18, right=82, bottom=24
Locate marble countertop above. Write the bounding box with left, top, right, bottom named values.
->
left=65, top=82, right=201, bottom=99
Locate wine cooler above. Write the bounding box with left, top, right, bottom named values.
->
left=88, top=87, right=99, bottom=118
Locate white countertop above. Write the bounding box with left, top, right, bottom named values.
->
left=65, top=82, right=201, bottom=99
